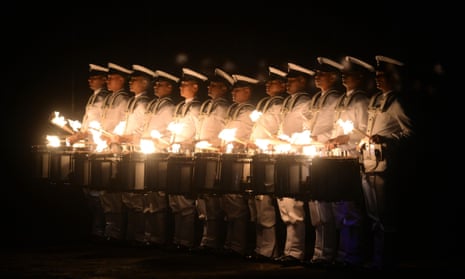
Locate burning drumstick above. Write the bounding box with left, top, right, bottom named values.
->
left=50, top=111, right=75, bottom=134
left=336, top=119, right=369, bottom=138
left=88, top=126, right=114, bottom=137
left=249, top=110, right=273, bottom=138
left=218, top=128, right=248, bottom=146
left=150, top=130, right=171, bottom=145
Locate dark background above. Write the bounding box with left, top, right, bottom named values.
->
left=4, top=3, right=457, bottom=261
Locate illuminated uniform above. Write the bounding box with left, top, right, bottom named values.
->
left=306, top=84, right=343, bottom=265
left=361, top=57, right=414, bottom=269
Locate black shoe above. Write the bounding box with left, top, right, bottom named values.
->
left=306, top=259, right=332, bottom=269
left=277, top=255, right=302, bottom=266
left=245, top=252, right=271, bottom=263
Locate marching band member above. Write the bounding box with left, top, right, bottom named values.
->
left=305, top=57, right=345, bottom=267
left=360, top=55, right=414, bottom=271
left=275, top=63, right=315, bottom=266
left=247, top=66, right=287, bottom=262
left=191, top=68, right=232, bottom=254
left=220, top=74, right=257, bottom=258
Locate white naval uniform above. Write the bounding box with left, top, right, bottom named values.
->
left=361, top=90, right=414, bottom=269
left=305, top=88, right=343, bottom=264
left=196, top=97, right=230, bottom=250
left=220, top=102, right=255, bottom=256
left=276, top=91, right=311, bottom=261
left=119, top=92, right=151, bottom=243
left=328, top=89, right=368, bottom=265
left=98, top=89, right=131, bottom=240
left=168, top=98, right=201, bottom=248
left=140, top=96, right=176, bottom=246
left=249, top=95, right=284, bottom=259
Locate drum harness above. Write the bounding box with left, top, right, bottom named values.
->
left=100, top=89, right=130, bottom=120
left=122, top=93, right=152, bottom=135
left=363, top=91, right=397, bottom=171
left=141, top=96, right=175, bottom=134
left=82, top=89, right=110, bottom=131
left=256, top=95, right=284, bottom=113
left=306, top=89, right=342, bottom=132
left=278, top=92, right=310, bottom=135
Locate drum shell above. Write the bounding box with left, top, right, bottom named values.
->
left=309, top=157, right=362, bottom=202
left=275, top=154, right=311, bottom=197
left=251, top=154, right=276, bottom=194
left=71, top=152, right=91, bottom=186
left=88, top=153, right=121, bottom=190
left=32, top=146, right=73, bottom=184
left=144, top=153, right=169, bottom=191
left=116, top=152, right=169, bottom=191
left=193, top=152, right=221, bottom=193
left=218, top=153, right=252, bottom=194
left=166, top=154, right=194, bottom=195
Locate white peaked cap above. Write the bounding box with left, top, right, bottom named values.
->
left=269, top=66, right=287, bottom=77
left=214, top=68, right=235, bottom=86
left=182, top=67, right=208, bottom=82
left=108, top=62, right=133, bottom=75
left=287, top=63, right=315, bottom=76
left=132, top=64, right=158, bottom=78
left=156, top=70, right=180, bottom=83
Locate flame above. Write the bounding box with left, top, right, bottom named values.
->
left=168, top=122, right=185, bottom=134
left=51, top=111, right=67, bottom=127
left=337, top=119, right=354, bottom=135
left=218, top=128, right=237, bottom=142
left=255, top=139, right=270, bottom=151
left=290, top=130, right=312, bottom=145
left=68, top=119, right=81, bottom=132
left=88, top=121, right=108, bottom=152
left=274, top=143, right=291, bottom=153
left=302, top=145, right=318, bottom=156
left=113, top=121, right=126, bottom=135
left=46, top=135, right=61, bottom=147
left=150, top=130, right=162, bottom=139
left=140, top=139, right=156, bottom=154
left=249, top=110, right=262, bottom=122
left=195, top=140, right=212, bottom=149
left=225, top=143, right=234, bottom=154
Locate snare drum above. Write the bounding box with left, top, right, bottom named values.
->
left=251, top=153, right=276, bottom=194
left=144, top=153, right=169, bottom=191
left=275, top=154, right=311, bottom=197
left=166, top=154, right=194, bottom=195
left=32, top=145, right=73, bottom=184
left=193, top=152, right=221, bottom=193
left=309, top=156, right=361, bottom=202
left=71, top=151, right=91, bottom=187
left=116, top=152, right=170, bottom=191
left=88, top=152, right=122, bottom=190
left=218, top=153, right=252, bottom=194
left=117, top=152, right=147, bottom=191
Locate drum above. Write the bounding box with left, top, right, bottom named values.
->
left=32, top=145, right=73, bottom=184
left=88, top=152, right=122, bottom=190
left=144, top=153, right=169, bottom=191
left=218, top=153, right=252, bottom=194
left=116, top=152, right=169, bottom=191
left=166, top=154, right=194, bottom=194
left=193, top=152, right=221, bottom=193
left=251, top=153, right=276, bottom=194
left=70, top=151, right=91, bottom=187
left=275, top=154, right=311, bottom=197
left=309, top=156, right=362, bottom=202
